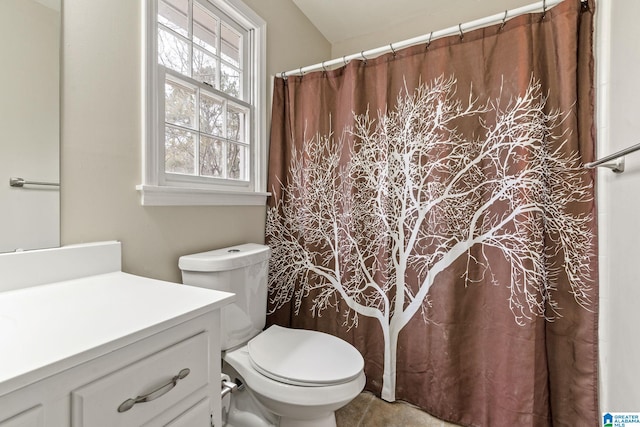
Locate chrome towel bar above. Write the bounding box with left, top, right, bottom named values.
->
left=585, top=142, right=640, bottom=173
left=9, top=177, right=60, bottom=187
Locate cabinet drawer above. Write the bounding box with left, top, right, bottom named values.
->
left=72, top=332, right=209, bottom=427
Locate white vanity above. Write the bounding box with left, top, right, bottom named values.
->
left=0, top=242, right=234, bottom=427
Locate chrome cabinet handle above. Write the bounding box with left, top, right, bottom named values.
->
left=117, top=368, right=190, bottom=413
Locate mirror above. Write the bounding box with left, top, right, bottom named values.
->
left=0, top=0, right=60, bottom=253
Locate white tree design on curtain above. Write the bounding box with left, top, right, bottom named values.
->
left=266, top=75, right=594, bottom=401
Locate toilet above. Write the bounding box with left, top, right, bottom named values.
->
left=179, top=243, right=366, bottom=427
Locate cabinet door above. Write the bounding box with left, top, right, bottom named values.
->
left=0, top=406, right=43, bottom=427
left=164, top=397, right=211, bottom=427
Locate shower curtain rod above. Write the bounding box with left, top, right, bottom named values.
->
left=280, top=0, right=583, bottom=78
left=584, top=142, right=640, bottom=173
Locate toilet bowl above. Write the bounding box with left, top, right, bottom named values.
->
left=224, top=326, right=365, bottom=427
left=179, top=244, right=365, bottom=427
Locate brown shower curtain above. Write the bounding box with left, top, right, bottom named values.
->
left=266, top=1, right=598, bottom=426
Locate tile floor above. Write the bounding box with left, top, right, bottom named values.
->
left=336, top=392, right=461, bottom=427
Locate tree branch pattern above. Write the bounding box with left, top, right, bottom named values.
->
left=266, top=75, right=595, bottom=401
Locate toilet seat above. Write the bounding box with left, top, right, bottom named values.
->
left=247, top=325, right=364, bottom=387
left=223, top=344, right=367, bottom=410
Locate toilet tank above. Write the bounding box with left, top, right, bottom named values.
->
left=179, top=243, right=271, bottom=350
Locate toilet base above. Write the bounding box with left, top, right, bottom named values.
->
left=227, top=396, right=336, bottom=427
left=224, top=385, right=276, bottom=427
left=222, top=361, right=347, bottom=427
left=279, top=414, right=336, bottom=427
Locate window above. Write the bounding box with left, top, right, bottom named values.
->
left=139, top=0, right=268, bottom=206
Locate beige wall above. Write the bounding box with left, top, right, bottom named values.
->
left=242, top=0, right=330, bottom=79
left=61, top=0, right=330, bottom=282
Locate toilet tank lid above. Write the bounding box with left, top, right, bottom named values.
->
left=179, top=243, right=271, bottom=272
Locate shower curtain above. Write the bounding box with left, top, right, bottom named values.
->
left=266, top=1, right=597, bottom=425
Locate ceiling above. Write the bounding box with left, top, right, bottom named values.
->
left=292, top=0, right=535, bottom=45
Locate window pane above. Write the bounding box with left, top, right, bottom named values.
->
left=227, top=104, right=247, bottom=141
left=227, top=143, right=248, bottom=180
left=220, top=64, right=240, bottom=98
left=200, top=93, right=224, bottom=136
left=158, top=0, right=188, bottom=37
left=152, top=0, right=256, bottom=190
left=193, top=47, right=217, bottom=87
left=200, top=136, right=223, bottom=177
left=165, top=80, right=196, bottom=129
left=221, top=22, right=241, bottom=67
left=158, top=27, right=190, bottom=76
left=193, top=3, right=218, bottom=55
left=165, top=127, right=196, bottom=174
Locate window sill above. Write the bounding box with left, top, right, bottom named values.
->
left=136, top=185, right=270, bottom=206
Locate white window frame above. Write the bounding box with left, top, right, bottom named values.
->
left=139, top=0, right=269, bottom=206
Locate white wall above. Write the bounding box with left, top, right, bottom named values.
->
left=597, top=0, right=640, bottom=411
left=0, top=0, right=59, bottom=253
left=61, top=0, right=330, bottom=282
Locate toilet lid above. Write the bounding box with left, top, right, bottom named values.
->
left=247, top=325, right=364, bottom=386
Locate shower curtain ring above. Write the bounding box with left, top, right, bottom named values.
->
left=343, top=55, right=348, bottom=67
left=542, top=0, right=547, bottom=19
left=281, top=71, right=287, bottom=80
left=299, top=67, right=304, bottom=76
left=360, top=51, right=368, bottom=62
left=426, top=32, right=433, bottom=49
left=458, top=23, right=464, bottom=40
left=389, top=43, right=397, bottom=57
left=500, top=10, right=508, bottom=30
left=321, top=61, right=328, bottom=75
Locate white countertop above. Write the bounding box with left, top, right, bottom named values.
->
left=0, top=271, right=234, bottom=396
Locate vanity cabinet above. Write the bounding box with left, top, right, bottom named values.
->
left=0, top=308, right=223, bottom=427
left=0, top=244, right=234, bottom=427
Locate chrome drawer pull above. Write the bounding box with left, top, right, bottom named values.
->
left=117, top=368, right=190, bottom=413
